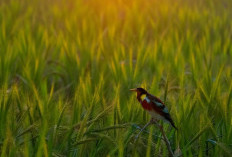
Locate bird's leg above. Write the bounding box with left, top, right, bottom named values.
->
left=153, top=119, right=174, bottom=157
left=152, top=119, right=161, bottom=128
left=135, top=119, right=154, bottom=139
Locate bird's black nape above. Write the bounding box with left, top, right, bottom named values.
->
left=136, top=87, right=147, bottom=94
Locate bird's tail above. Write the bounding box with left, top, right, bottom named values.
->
left=165, top=114, right=178, bottom=130
left=170, top=121, right=178, bottom=130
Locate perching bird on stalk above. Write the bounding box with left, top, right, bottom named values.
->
left=130, top=87, right=177, bottom=138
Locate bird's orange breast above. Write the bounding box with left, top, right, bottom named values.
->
left=141, top=99, right=153, bottom=111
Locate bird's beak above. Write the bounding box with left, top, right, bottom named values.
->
left=130, top=88, right=137, bottom=92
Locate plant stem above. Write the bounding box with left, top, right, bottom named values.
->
left=153, top=120, right=174, bottom=157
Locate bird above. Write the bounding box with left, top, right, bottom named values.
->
left=130, top=87, right=177, bottom=130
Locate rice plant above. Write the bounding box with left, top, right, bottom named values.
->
left=0, top=0, right=231, bottom=156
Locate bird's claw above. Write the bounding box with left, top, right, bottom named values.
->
left=135, top=133, right=140, bottom=140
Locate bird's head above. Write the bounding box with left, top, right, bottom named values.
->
left=130, top=87, right=147, bottom=96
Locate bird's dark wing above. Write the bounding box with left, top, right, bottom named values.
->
left=147, top=94, right=177, bottom=130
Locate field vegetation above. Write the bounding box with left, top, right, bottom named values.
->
left=0, top=0, right=232, bottom=156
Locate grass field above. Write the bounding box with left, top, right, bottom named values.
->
left=0, top=0, right=232, bottom=156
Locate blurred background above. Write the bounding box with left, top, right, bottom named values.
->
left=0, top=0, right=232, bottom=156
